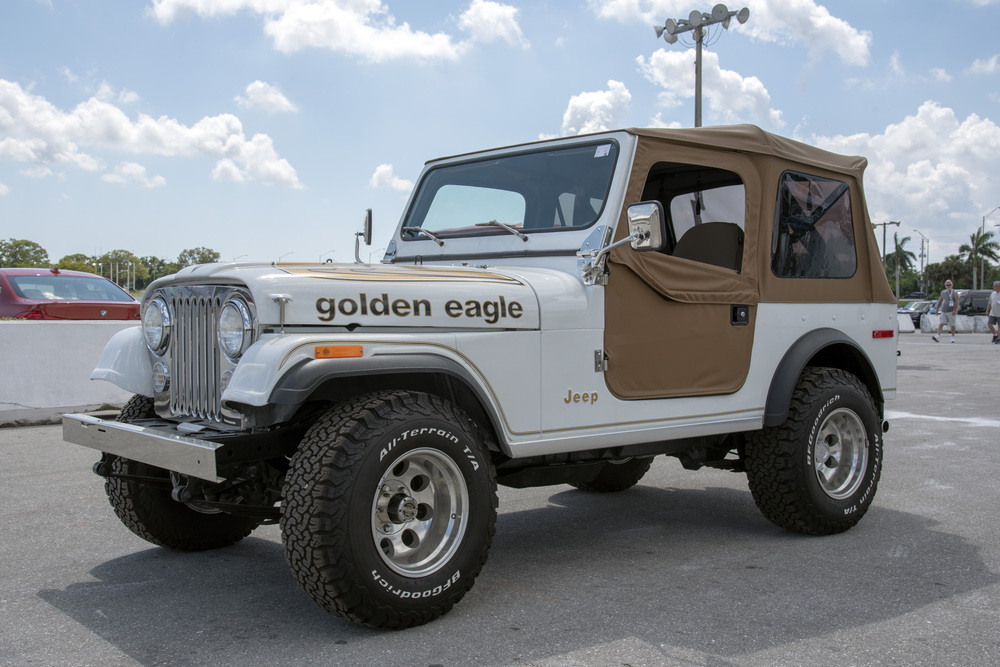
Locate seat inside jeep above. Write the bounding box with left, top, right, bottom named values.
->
left=640, top=162, right=745, bottom=272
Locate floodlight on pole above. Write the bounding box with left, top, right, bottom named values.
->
left=654, top=4, right=749, bottom=127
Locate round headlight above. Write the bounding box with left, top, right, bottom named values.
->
left=218, top=298, right=253, bottom=360
left=143, top=297, right=171, bottom=353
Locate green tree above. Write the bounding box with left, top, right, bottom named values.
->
left=58, top=253, right=97, bottom=273
left=958, top=229, right=1000, bottom=289
left=925, top=255, right=970, bottom=292
left=884, top=233, right=917, bottom=276
left=0, top=238, right=50, bottom=267
left=177, top=247, right=220, bottom=267
left=95, top=249, right=148, bottom=291
left=138, top=255, right=178, bottom=288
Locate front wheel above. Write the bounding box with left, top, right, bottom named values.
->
left=104, top=395, right=260, bottom=551
left=745, top=368, right=883, bottom=536
left=281, top=391, right=497, bottom=629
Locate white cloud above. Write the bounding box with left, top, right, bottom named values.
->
left=637, top=49, right=784, bottom=128
left=930, top=68, right=952, bottom=83
left=561, top=80, right=631, bottom=136
left=211, top=158, right=247, bottom=182
left=369, top=163, right=413, bottom=193
left=0, top=182, right=9, bottom=196
left=58, top=67, right=79, bottom=83
left=0, top=78, right=302, bottom=188
left=101, top=162, right=167, bottom=188
left=969, top=54, right=1000, bottom=74
left=808, top=101, right=1000, bottom=256
left=592, top=0, right=871, bottom=66
left=458, top=0, right=529, bottom=48
left=150, top=0, right=527, bottom=62
left=234, top=80, right=299, bottom=113
left=19, top=166, right=53, bottom=178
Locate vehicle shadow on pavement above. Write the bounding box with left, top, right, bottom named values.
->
left=37, top=482, right=996, bottom=666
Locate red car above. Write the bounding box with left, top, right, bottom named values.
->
left=0, top=267, right=139, bottom=320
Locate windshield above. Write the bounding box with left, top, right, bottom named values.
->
left=402, top=141, right=620, bottom=239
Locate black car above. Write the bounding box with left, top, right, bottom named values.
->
left=957, top=289, right=992, bottom=316
left=898, top=300, right=934, bottom=326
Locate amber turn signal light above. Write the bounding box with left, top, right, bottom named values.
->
left=315, top=345, right=363, bottom=359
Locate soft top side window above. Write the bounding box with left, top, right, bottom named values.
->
left=771, top=171, right=857, bottom=279
left=640, top=162, right=746, bottom=272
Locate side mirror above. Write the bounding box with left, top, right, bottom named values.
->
left=355, top=209, right=373, bottom=263
left=362, top=208, right=373, bottom=246
left=626, top=201, right=667, bottom=252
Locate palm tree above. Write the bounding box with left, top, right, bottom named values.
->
left=959, top=229, right=1000, bottom=289
left=885, top=233, right=917, bottom=275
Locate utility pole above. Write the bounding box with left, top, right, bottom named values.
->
left=982, top=207, right=1000, bottom=290
left=655, top=4, right=749, bottom=127
left=914, top=229, right=929, bottom=294
left=872, top=220, right=900, bottom=266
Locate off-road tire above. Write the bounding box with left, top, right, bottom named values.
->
left=104, top=394, right=259, bottom=551
left=746, top=368, right=882, bottom=536
left=281, top=390, right=497, bottom=629
left=569, top=457, right=653, bottom=492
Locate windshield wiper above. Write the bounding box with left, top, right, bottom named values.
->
left=475, top=220, right=528, bottom=242
left=401, top=227, right=445, bottom=246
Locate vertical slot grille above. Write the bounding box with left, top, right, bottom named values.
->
left=168, top=292, right=222, bottom=421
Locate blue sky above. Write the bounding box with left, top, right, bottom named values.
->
left=2, top=0, right=1000, bottom=267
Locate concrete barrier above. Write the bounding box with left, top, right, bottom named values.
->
left=897, top=313, right=915, bottom=333
left=919, top=314, right=991, bottom=335
left=0, top=321, right=135, bottom=426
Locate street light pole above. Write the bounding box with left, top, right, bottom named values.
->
left=914, top=229, right=929, bottom=294
left=982, top=207, right=1000, bottom=290
left=655, top=4, right=749, bottom=128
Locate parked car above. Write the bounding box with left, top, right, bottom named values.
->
left=898, top=299, right=934, bottom=326
left=902, top=291, right=927, bottom=299
left=0, top=267, right=139, bottom=320
left=957, top=289, right=992, bottom=316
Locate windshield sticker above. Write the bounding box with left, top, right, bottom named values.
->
left=594, top=144, right=611, bottom=158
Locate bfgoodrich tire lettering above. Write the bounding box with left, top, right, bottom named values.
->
left=105, top=395, right=259, bottom=551
left=281, top=390, right=497, bottom=629
left=746, top=368, right=882, bottom=536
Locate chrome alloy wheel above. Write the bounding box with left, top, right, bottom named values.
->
left=371, top=447, right=469, bottom=577
left=813, top=407, right=868, bottom=500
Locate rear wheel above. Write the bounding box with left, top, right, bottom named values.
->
left=281, top=390, right=497, bottom=629
left=746, top=368, right=882, bottom=535
left=103, top=395, right=260, bottom=551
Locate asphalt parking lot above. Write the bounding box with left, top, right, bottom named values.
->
left=2, top=333, right=999, bottom=667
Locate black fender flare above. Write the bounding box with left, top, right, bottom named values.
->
left=265, top=354, right=508, bottom=451
left=764, top=328, right=883, bottom=427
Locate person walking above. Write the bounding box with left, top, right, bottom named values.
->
left=987, top=281, right=1000, bottom=344
left=933, top=280, right=960, bottom=343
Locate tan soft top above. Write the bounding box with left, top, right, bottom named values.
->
left=628, top=125, right=868, bottom=178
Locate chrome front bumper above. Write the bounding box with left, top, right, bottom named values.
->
left=62, top=413, right=224, bottom=482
